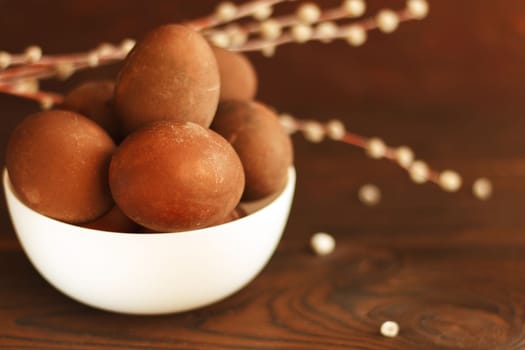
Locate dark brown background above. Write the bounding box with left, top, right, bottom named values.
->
left=2, top=1, right=525, bottom=349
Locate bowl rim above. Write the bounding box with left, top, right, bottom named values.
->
left=3, top=166, right=296, bottom=238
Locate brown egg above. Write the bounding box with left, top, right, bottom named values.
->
left=62, top=80, right=122, bottom=142
left=82, top=205, right=139, bottom=233
left=212, top=100, right=293, bottom=200
left=114, top=24, right=220, bottom=134
left=6, top=110, right=115, bottom=223
left=138, top=226, right=162, bottom=233
left=209, top=206, right=247, bottom=226
left=212, top=47, right=257, bottom=101
left=109, top=121, right=245, bottom=232
left=143, top=206, right=247, bottom=233
left=239, top=189, right=284, bottom=215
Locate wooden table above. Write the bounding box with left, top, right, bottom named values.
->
left=2, top=1, right=525, bottom=349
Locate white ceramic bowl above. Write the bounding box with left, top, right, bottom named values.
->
left=3, top=167, right=295, bottom=315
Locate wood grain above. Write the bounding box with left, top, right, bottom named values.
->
left=1, top=0, right=525, bottom=349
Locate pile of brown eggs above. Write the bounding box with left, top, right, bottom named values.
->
left=5, top=24, right=293, bottom=233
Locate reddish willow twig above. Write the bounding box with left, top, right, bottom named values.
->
left=278, top=114, right=464, bottom=192
left=205, top=0, right=428, bottom=53
left=185, top=0, right=294, bottom=31
left=202, top=0, right=366, bottom=38
left=242, top=7, right=356, bottom=34
left=0, top=83, right=63, bottom=109
left=228, top=9, right=418, bottom=53
left=0, top=42, right=130, bottom=84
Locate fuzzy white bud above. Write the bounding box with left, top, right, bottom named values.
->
left=279, top=114, right=297, bottom=133
left=0, top=51, right=11, bottom=69
left=439, top=170, right=462, bottom=192
left=97, top=43, right=115, bottom=56
left=229, top=30, right=248, bottom=47
left=87, top=52, right=99, bottom=67
left=358, top=184, right=381, bottom=206
left=325, top=119, right=346, bottom=140
left=25, top=46, right=42, bottom=63
left=120, top=38, right=136, bottom=54
left=261, top=44, right=276, bottom=57
left=297, top=3, right=321, bottom=24
left=366, top=137, right=387, bottom=159
left=407, top=0, right=429, bottom=20
left=209, top=31, right=231, bottom=48
left=473, top=178, right=492, bottom=200
left=302, top=121, right=325, bottom=143
left=377, top=9, right=400, bottom=33
left=346, top=25, right=367, bottom=46
left=291, top=24, right=313, bottom=43
left=216, top=2, right=237, bottom=22
left=396, top=146, right=414, bottom=167
left=311, top=232, right=335, bottom=256
left=380, top=321, right=399, bottom=338
left=260, top=19, right=282, bottom=41
left=13, top=79, right=39, bottom=94
left=40, top=96, right=54, bottom=110
left=316, top=22, right=338, bottom=43
left=342, top=0, right=366, bottom=17
left=409, top=160, right=429, bottom=184
left=54, top=62, right=75, bottom=80
left=253, top=4, right=273, bottom=20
